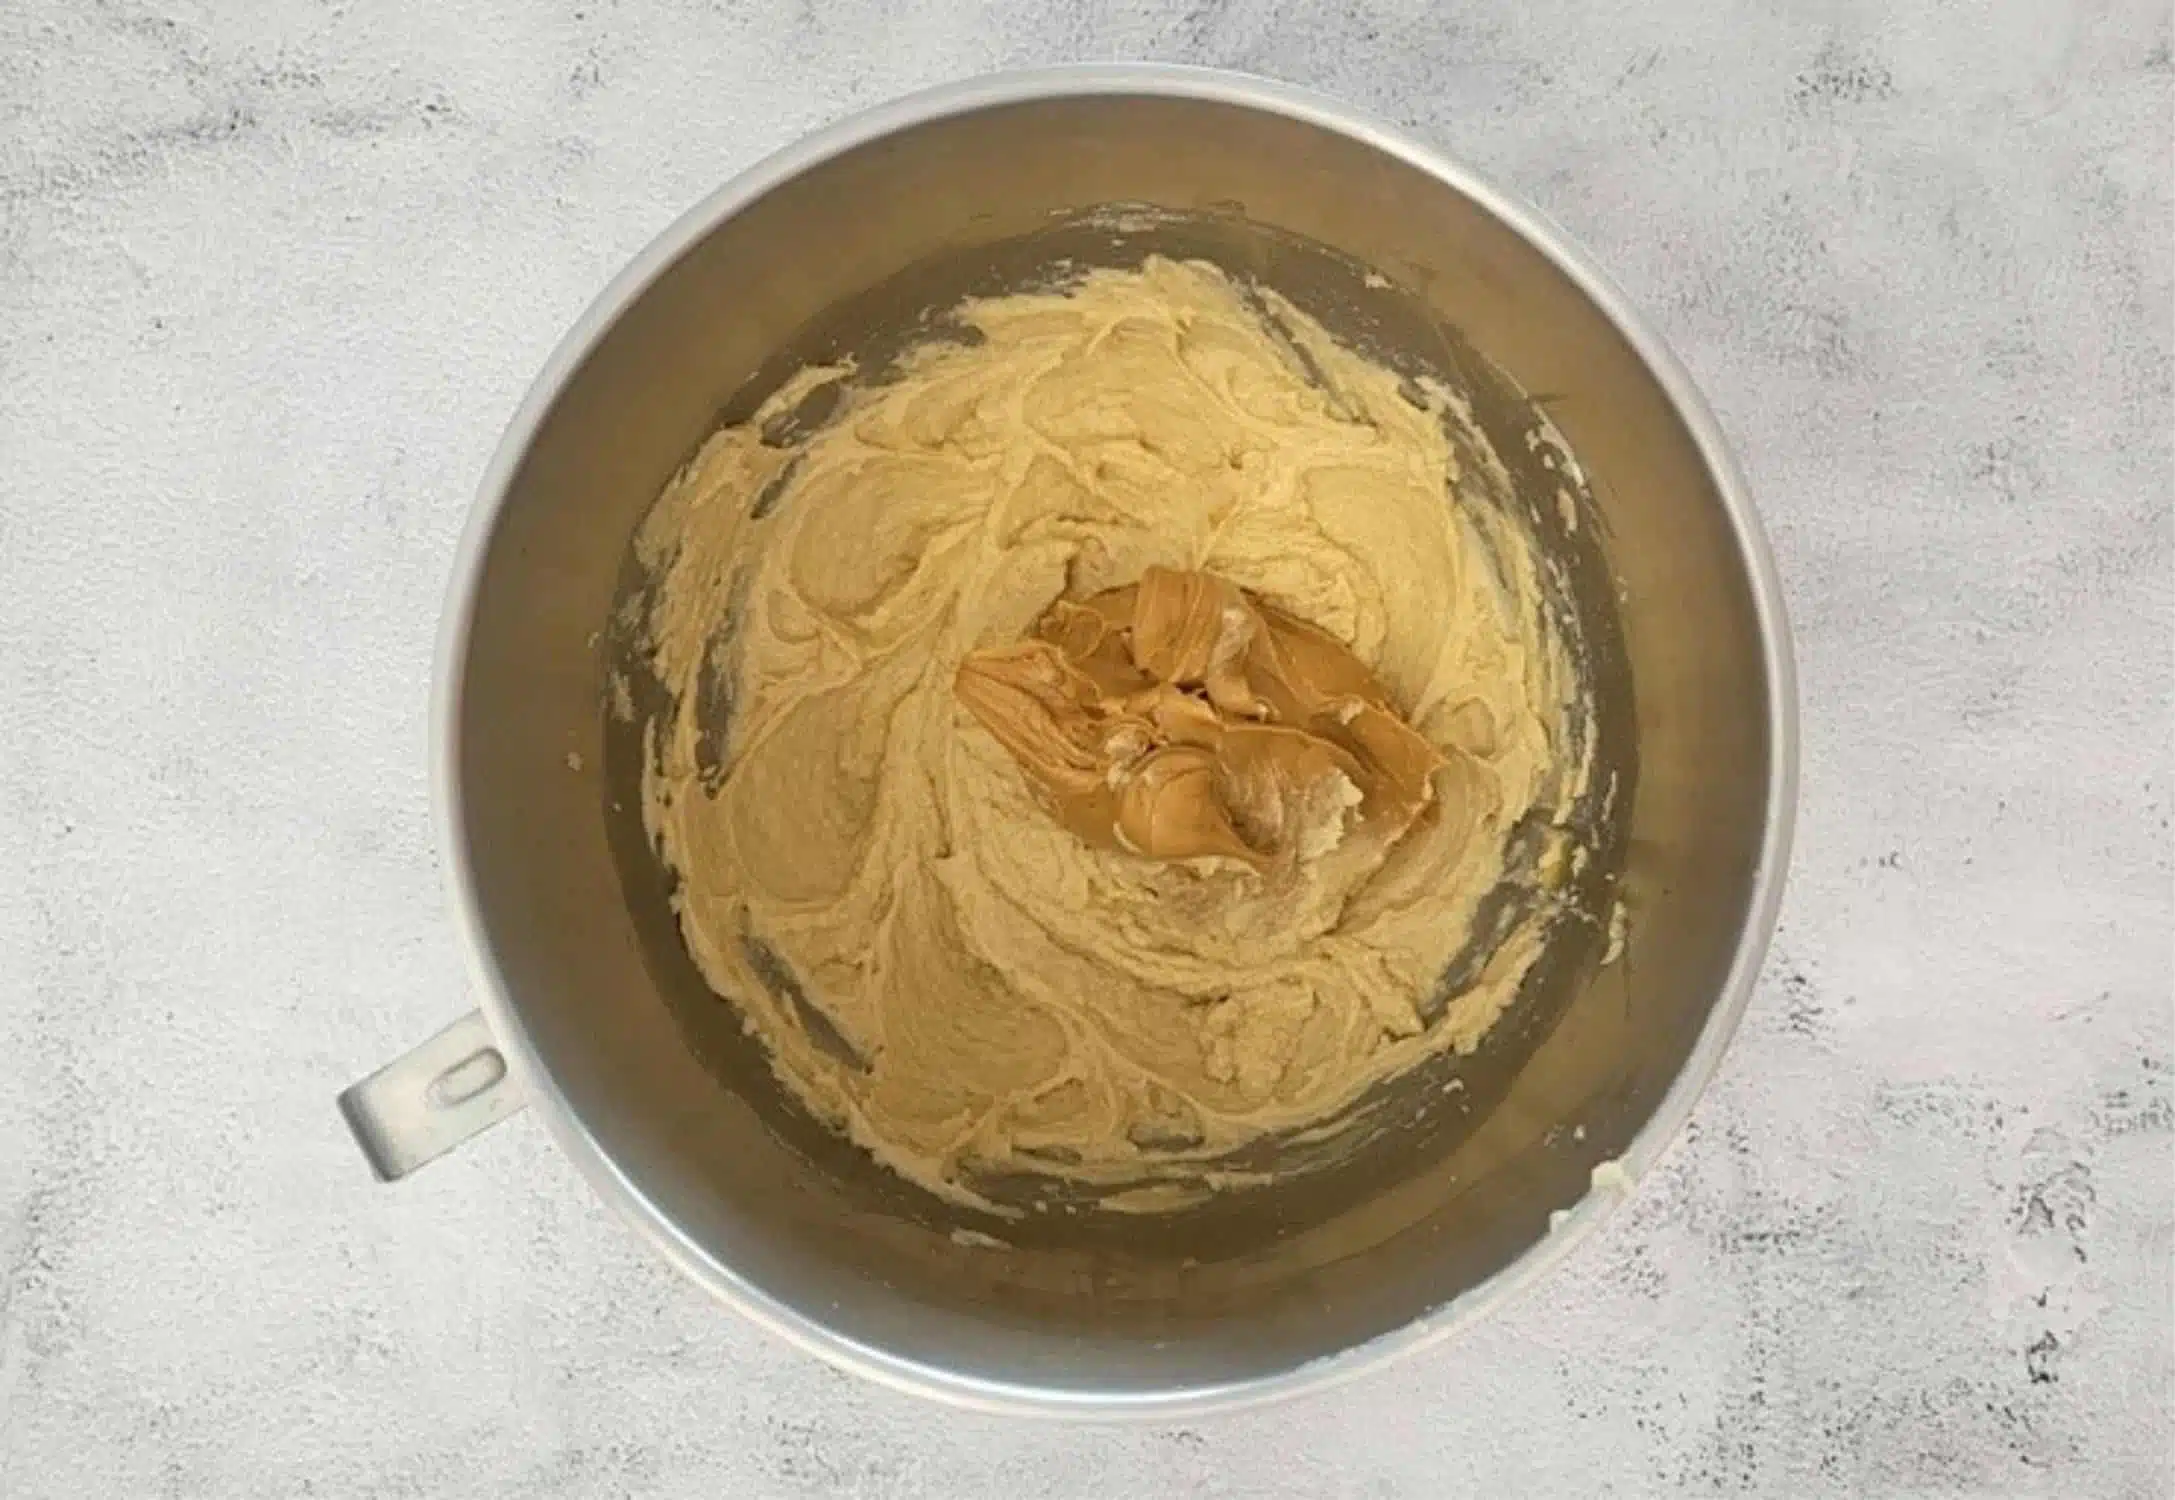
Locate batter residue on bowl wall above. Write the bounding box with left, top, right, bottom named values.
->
left=628, top=255, right=1588, bottom=1215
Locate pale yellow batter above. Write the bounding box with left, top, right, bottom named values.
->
left=631, top=256, right=1583, bottom=1214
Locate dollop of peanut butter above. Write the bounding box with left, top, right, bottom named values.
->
left=956, top=567, right=1445, bottom=870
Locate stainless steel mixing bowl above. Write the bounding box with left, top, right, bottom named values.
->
left=339, top=65, right=1795, bottom=1415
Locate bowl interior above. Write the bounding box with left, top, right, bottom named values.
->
left=452, top=84, right=1778, bottom=1403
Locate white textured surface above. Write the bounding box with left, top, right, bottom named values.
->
left=3, top=1, right=2169, bottom=1494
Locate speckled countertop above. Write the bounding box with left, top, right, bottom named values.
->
left=2, top=2, right=2168, bottom=1495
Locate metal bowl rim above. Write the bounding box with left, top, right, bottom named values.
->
left=431, top=61, right=1800, bottom=1419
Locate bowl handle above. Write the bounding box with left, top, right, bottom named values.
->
left=337, top=1011, right=528, bottom=1180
